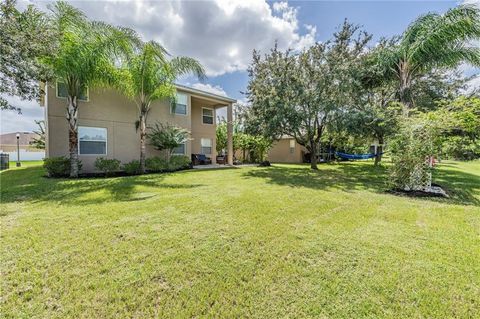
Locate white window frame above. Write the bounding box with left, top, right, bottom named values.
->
left=56, top=81, right=89, bottom=102
left=171, top=92, right=188, bottom=116
left=200, top=138, right=213, bottom=155
left=78, top=126, right=107, bottom=156
left=202, top=107, right=214, bottom=125
left=289, top=139, right=295, bottom=154
left=172, top=142, right=186, bottom=155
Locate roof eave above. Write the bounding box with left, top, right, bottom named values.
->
left=174, top=84, right=237, bottom=104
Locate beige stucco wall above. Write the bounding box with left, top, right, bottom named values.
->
left=267, top=139, right=306, bottom=163
left=46, top=83, right=220, bottom=172
left=190, top=97, right=217, bottom=161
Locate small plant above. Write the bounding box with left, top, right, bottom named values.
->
left=43, top=157, right=82, bottom=177
left=94, top=157, right=120, bottom=177
left=123, top=160, right=141, bottom=175
left=147, top=123, right=190, bottom=159
left=145, top=156, right=168, bottom=172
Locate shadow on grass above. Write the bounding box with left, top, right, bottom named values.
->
left=0, top=166, right=203, bottom=206
left=242, top=162, right=480, bottom=206
left=433, top=166, right=480, bottom=206
left=243, top=162, right=388, bottom=193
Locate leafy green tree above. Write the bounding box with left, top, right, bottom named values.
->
left=355, top=37, right=469, bottom=165
left=116, top=41, right=205, bottom=173
left=0, top=0, right=54, bottom=111
left=373, top=4, right=480, bottom=115
left=246, top=21, right=370, bottom=169
left=216, top=114, right=244, bottom=157
left=247, top=135, right=272, bottom=163
left=147, top=123, right=190, bottom=160
left=426, top=96, right=480, bottom=160
left=41, top=1, right=139, bottom=177
left=216, top=121, right=227, bottom=155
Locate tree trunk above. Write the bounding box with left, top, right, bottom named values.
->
left=309, top=139, right=318, bottom=170
left=67, top=96, right=79, bottom=178
left=139, top=112, right=147, bottom=174
left=374, top=135, right=384, bottom=166
left=398, top=61, right=412, bottom=117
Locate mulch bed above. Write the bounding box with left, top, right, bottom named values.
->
left=387, top=183, right=449, bottom=198
left=44, top=166, right=192, bottom=179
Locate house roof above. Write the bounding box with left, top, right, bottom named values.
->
left=175, top=83, right=237, bottom=104
left=0, top=132, right=39, bottom=146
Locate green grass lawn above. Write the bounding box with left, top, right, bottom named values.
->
left=1, top=160, right=479, bottom=318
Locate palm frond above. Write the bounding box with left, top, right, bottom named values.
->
left=48, top=0, right=86, bottom=32
left=406, top=5, right=480, bottom=68
left=170, top=56, right=207, bottom=81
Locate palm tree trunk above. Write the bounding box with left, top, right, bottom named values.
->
left=398, top=61, right=412, bottom=116
left=67, top=95, right=79, bottom=178
left=139, top=111, right=147, bottom=174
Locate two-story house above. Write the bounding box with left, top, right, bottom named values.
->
left=41, top=82, right=236, bottom=173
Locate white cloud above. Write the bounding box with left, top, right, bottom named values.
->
left=0, top=95, right=43, bottom=134
left=465, top=75, right=480, bottom=94
left=25, top=0, right=316, bottom=77
left=190, top=83, right=227, bottom=97
left=462, top=0, right=480, bottom=6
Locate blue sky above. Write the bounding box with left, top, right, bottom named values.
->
left=1, top=0, right=477, bottom=134
left=205, top=0, right=462, bottom=101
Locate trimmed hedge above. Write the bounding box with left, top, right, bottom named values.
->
left=145, top=156, right=168, bottom=172
left=168, top=155, right=191, bottom=170
left=146, top=155, right=191, bottom=172
left=123, top=160, right=141, bottom=175
left=44, top=156, right=191, bottom=178
left=94, top=157, right=121, bottom=177
left=43, top=157, right=82, bottom=177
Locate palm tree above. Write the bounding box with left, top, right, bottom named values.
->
left=42, top=2, right=139, bottom=177
left=116, top=41, right=205, bottom=173
left=375, top=4, right=480, bottom=115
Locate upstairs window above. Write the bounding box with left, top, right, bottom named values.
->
left=202, top=108, right=214, bottom=124
left=56, top=81, right=89, bottom=101
left=172, top=93, right=187, bottom=115
left=78, top=126, right=107, bottom=155
left=200, top=138, right=212, bottom=155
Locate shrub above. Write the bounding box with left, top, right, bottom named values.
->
left=43, top=156, right=82, bottom=177
left=94, top=157, right=120, bottom=176
left=123, top=160, right=141, bottom=175
left=389, top=118, right=439, bottom=191
left=258, top=160, right=271, bottom=167
left=147, top=123, right=190, bottom=157
left=145, top=156, right=168, bottom=172
left=168, top=155, right=191, bottom=170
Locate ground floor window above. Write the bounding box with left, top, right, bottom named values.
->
left=200, top=138, right=212, bottom=155
left=172, top=143, right=186, bottom=155
left=289, top=139, right=295, bottom=153
left=78, top=126, right=107, bottom=155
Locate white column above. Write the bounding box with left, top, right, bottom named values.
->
left=227, top=103, right=233, bottom=165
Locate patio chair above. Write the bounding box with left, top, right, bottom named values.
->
left=216, top=155, right=226, bottom=164
left=191, top=154, right=212, bottom=165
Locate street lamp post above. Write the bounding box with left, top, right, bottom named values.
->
left=16, top=133, right=21, bottom=167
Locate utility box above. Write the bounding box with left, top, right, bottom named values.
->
left=0, top=153, right=9, bottom=170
